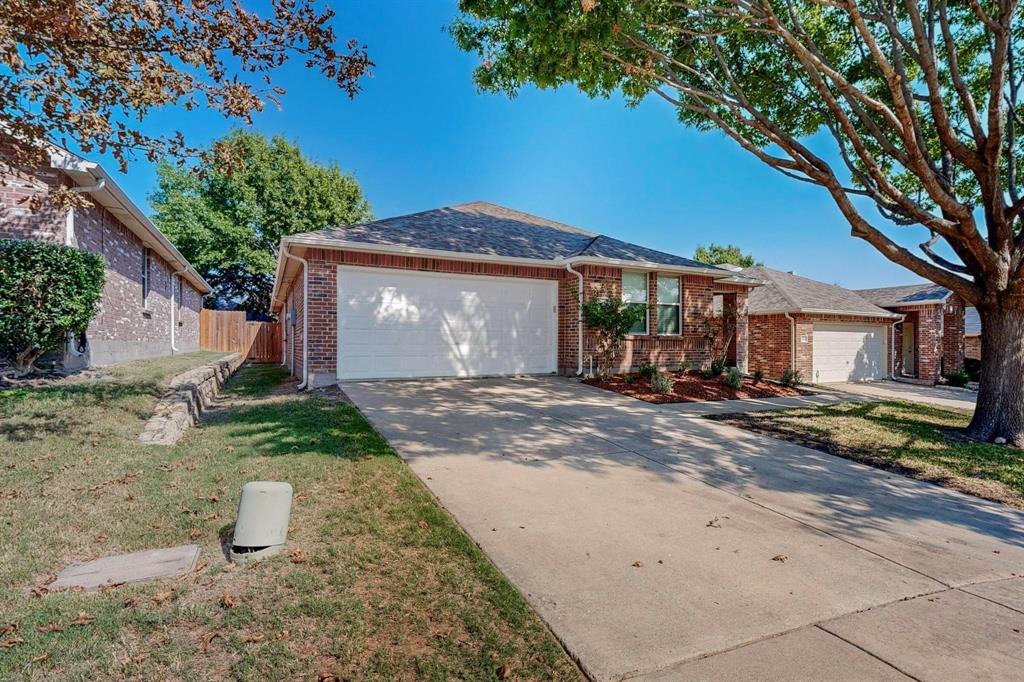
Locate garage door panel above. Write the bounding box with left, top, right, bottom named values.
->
left=812, top=323, right=887, bottom=383
left=337, top=267, right=557, bottom=380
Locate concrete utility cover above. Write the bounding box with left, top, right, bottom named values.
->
left=51, top=545, right=200, bottom=591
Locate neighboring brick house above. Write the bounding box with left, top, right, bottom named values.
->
left=742, top=266, right=902, bottom=383
left=741, top=266, right=965, bottom=384
left=269, top=201, right=760, bottom=386
left=856, top=284, right=966, bottom=381
left=964, top=307, right=982, bottom=360
left=1, top=136, right=211, bottom=367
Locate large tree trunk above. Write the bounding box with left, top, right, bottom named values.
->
left=966, top=304, right=1024, bottom=447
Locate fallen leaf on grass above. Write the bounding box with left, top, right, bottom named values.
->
left=0, top=623, right=18, bottom=636
left=70, top=612, right=94, bottom=626
left=416, top=520, right=428, bottom=529
left=123, top=597, right=138, bottom=608
left=198, top=629, right=222, bottom=652
left=276, top=630, right=290, bottom=639
left=193, top=560, right=209, bottom=573
left=771, top=554, right=788, bottom=563
left=37, top=621, right=64, bottom=633
left=151, top=590, right=174, bottom=605
left=318, top=673, right=339, bottom=682
left=204, top=513, right=221, bottom=521
left=219, top=594, right=236, bottom=609
left=150, top=523, right=161, bottom=529
left=189, top=529, right=204, bottom=539
left=30, top=652, right=50, bottom=664
left=243, top=633, right=265, bottom=643
left=289, top=549, right=307, bottom=564
left=94, top=535, right=108, bottom=543
left=496, top=663, right=511, bottom=679
left=1, top=637, right=25, bottom=648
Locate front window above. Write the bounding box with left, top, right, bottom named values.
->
left=622, top=271, right=648, bottom=335
left=657, top=275, right=681, bottom=335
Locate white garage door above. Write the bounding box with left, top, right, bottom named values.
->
left=337, top=266, right=557, bottom=380
left=812, top=323, right=887, bottom=383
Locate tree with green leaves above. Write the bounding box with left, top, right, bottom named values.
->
left=452, top=0, right=1024, bottom=445
left=694, top=243, right=759, bottom=268
left=0, top=239, right=105, bottom=376
left=150, top=131, right=372, bottom=315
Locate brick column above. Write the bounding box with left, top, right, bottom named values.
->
left=732, top=291, right=749, bottom=373
left=942, top=301, right=965, bottom=374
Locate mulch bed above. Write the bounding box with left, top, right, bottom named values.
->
left=584, top=370, right=814, bottom=404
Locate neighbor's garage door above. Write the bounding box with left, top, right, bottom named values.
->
left=336, top=266, right=557, bottom=380
left=812, top=323, right=887, bottom=383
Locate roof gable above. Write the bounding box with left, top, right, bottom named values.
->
left=742, top=266, right=896, bottom=317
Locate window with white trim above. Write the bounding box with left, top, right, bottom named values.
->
left=142, top=248, right=151, bottom=307
left=657, top=274, right=681, bottom=335
left=622, top=271, right=648, bottom=335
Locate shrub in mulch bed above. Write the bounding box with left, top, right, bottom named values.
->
left=584, top=370, right=814, bottom=404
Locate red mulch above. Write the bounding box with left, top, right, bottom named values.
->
left=584, top=370, right=814, bottom=404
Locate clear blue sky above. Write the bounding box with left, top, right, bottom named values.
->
left=98, top=1, right=925, bottom=289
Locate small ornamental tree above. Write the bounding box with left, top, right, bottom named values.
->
left=580, top=294, right=648, bottom=376
left=0, top=239, right=105, bottom=376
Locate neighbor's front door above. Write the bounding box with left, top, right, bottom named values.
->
left=902, top=323, right=916, bottom=376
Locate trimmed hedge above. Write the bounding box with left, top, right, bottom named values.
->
left=0, top=239, right=105, bottom=374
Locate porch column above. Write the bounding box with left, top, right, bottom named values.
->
left=721, top=291, right=749, bottom=373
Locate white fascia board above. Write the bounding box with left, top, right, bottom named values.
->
left=49, top=154, right=212, bottom=294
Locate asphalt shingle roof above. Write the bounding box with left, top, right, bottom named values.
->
left=295, top=201, right=726, bottom=271
left=855, top=283, right=951, bottom=307
left=742, top=266, right=897, bottom=317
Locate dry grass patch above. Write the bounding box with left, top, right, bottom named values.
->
left=711, top=401, right=1024, bottom=508
left=1, top=359, right=581, bottom=681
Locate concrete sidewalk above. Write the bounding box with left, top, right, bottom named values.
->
left=345, top=376, right=1024, bottom=682
left=827, top=380, right=977, bottom=411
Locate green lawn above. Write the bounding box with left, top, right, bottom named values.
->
left=712, top=401, right=1024, bottom=508
left=0, top=355, right=581, bottom=681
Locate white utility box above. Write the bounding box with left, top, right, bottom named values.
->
left=229, top=481, right=293, bottom=564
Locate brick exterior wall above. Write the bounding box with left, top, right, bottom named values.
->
left=889, top=297, right=964, bottom=382
left=278, top=248, right=748, bottom=384
left=965, top=335, right=981, bottom=360
left=1, top=138, right=204, bottom=366
left=749, top=313, right=896, bottom=381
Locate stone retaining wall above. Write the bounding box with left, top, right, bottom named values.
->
left=139, top=353, right=244, bottom=446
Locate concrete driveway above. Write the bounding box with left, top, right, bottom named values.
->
left=828, top=380, right=977, bottom=411
left=344, top=376, right=1024, bottom=682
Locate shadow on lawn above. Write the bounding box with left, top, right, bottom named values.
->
left=208, top=395, right=396, bottom=461
left=0, top=380, right=164, bottom=443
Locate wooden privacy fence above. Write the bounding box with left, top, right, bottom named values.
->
left=199, top=309, right=281, bottom=364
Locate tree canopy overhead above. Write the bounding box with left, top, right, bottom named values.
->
left=694, top=243, right=759, bottom=267
left=150, top=130, right=372, bottom=316
left=452, top=0, right=1024, bottom=444
left=0, top=0, right=371, bottom=198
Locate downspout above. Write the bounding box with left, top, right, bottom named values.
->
left=564, top=261, right=585, bottom=376
left=281, top=244, right=309, bottom=390
left=783, top=312, right=797, bottom=372
left=64, top=178, right=106, bottom=247
left=170, top=267, right=187, bottom=353
left=889, top=314, right=906, bottom=380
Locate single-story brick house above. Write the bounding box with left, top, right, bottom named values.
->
left=742, top=266, right=964, bottom=384
left=964, top=307, right=981, bottom=360
left=1, top=136, right=211, bottom=367
left=855, top=284, right=965, bottom=381
left=269, top=201, right=760, bottom=386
